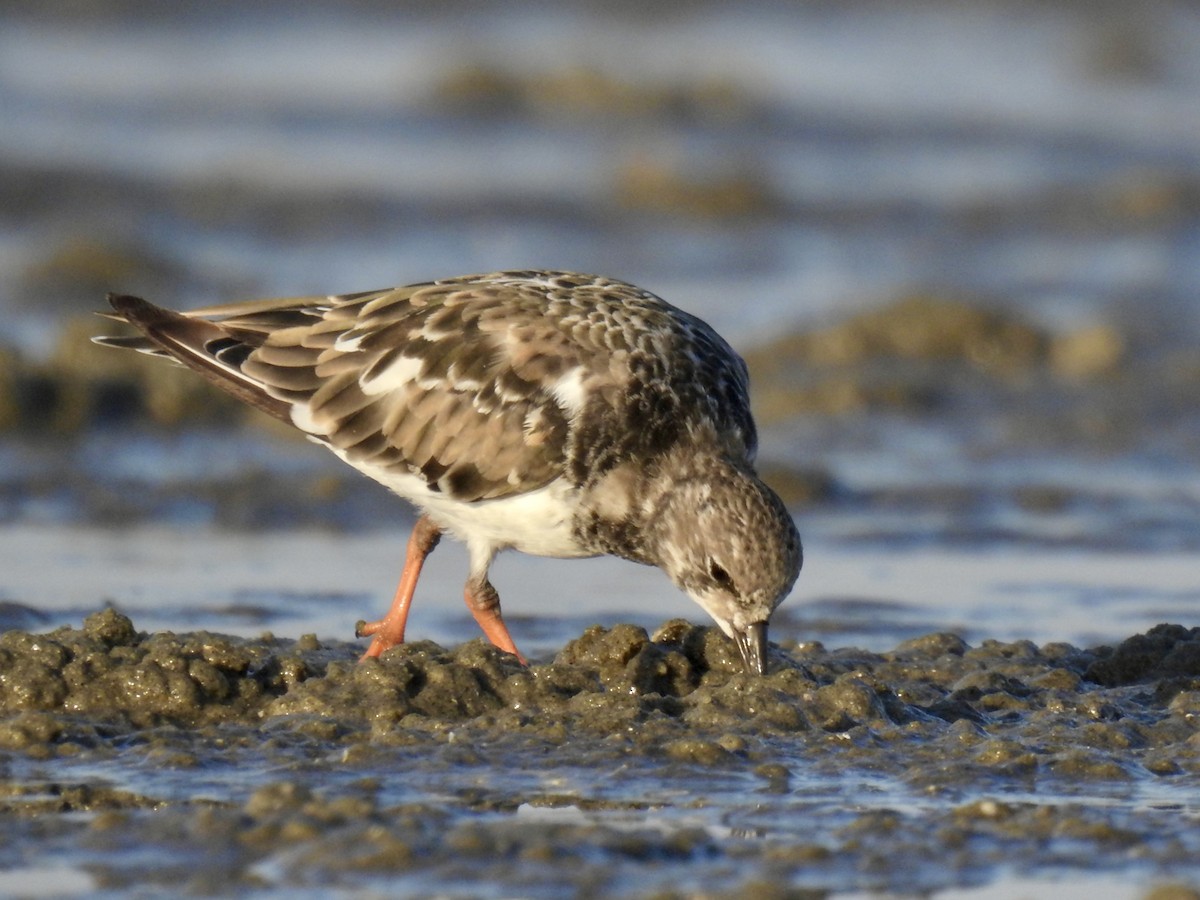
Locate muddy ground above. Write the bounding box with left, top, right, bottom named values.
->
left=1, top=609, right=1199, bottom=896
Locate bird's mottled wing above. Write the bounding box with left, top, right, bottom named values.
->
left=215, top=279, right=580, bottom=501
left=98, top=270, right=758, bottom=502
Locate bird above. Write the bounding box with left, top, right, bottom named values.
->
left=94, top=270, right=802, bottom=674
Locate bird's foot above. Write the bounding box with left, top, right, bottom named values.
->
left=355, top=617, right=403, bottom=660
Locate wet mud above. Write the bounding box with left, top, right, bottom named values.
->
left=2, top=609, right=1199, bottom=896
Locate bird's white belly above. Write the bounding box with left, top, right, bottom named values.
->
left=336, top=448, right=591, bottom=559
left=423, top=482, right=594, bottom=558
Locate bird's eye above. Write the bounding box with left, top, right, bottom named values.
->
left=709, top=559, right=735, bottom=591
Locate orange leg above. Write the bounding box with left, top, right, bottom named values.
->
left=357, top=515, right=441, bottom=660
left=465, top=577, right=527, bottom=665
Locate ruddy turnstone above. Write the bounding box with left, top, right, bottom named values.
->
left=95, top=270, right=802, bottom=673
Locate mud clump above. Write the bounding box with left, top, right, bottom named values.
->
left=744, top=293, right=1134, bottom=422
left=0, top=608, right=273, bottom=729
left=2, top=611, right=1199, bottom=773
left=432, top=64, right=758, bottom=127
left=0, top=319, right=247, bottom=434
left=775, top=294, right=1048, bottom=375
left=1084, top=623, right=1200, bottom=687
left=612, top=157, right=777, bottom=218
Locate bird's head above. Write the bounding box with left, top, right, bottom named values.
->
left=652, top=460, right=802, bottom=674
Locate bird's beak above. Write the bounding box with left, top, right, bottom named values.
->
left=733, top=621, right=768, bottom=675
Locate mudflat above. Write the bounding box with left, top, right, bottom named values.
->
left=1, top=609, right=1198, bottom=896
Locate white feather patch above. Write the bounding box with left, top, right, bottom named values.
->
left=360, top=354, right=423, bottom=395
left=333, top=331, right=367, bottom=352
left=290, top=403, right=329, bottom=436
left=549, top=367, right=587, bottom=417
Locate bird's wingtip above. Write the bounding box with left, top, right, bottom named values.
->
left=103, top=293, right=177, bottom=329
left=106, top=292, right=147, bottom=312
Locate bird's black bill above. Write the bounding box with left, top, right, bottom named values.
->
left=734, top=621, right=768, bottom=675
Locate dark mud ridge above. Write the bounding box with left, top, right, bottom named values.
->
left=2, top=610, right=1200, bottom=896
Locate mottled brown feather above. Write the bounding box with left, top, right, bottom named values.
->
left=97, top=272, right=756, bottom=504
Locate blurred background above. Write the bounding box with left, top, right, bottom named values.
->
left=2, top=0, right=1199, bottom=650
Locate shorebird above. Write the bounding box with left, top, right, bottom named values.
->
left=95, top=270, right=802, bottom=673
